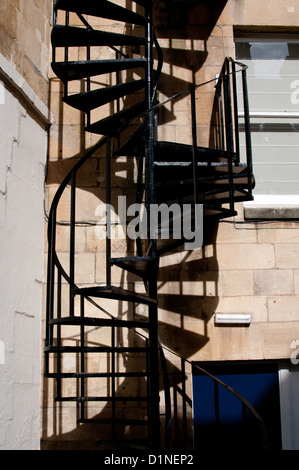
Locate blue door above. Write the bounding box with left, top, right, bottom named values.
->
left=192, top=362, right=282, bottom=451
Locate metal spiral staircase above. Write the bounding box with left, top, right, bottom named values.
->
left=45, top=0, right=261, bottom=451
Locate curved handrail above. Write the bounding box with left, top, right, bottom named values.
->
left=160, top=344, right=269, bottom=450
left=150, top=57, right=248, bottom=115
left=47, top=136, right=108, bottom=279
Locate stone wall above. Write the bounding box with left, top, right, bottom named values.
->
left=0, top=0, right=51, bottom=105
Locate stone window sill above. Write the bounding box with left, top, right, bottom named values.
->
left=244, top=196, right=299, bottom=220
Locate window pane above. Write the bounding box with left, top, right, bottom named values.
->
left=235, top=37, right=299, bottom=195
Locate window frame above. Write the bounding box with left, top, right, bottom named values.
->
left=234, top=33, right=299, bottom=219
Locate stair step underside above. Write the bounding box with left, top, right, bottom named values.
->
left=54, top=0, right=147, bottom=25
left=86, top=101, right=147, bottom=136
left=154, top=172, right=253, bottom=187
left=49, top=316, right=150, bottom=329
left=47, top=371, right=148, bottom=379
left=152, top=207, right=237, bottom=255
left=154, top=141, right=237, bottom=163
left=110, top=256, right=156, bottom=279
left=78, top=418, right=149, bottom=426
left=52, top=25, right=147, bottom=48
left=70, top=286, right=155, bottom=305
left=73, top=284, right=156, bottom=305
left=154, top=161, right=246, bottom=170
left=45, top=345, right=148, bottom=353
left=63, top=79, right=145, bottom=112
left=155, top=190, right=252, bottom=209
left=55, top=396, right=149, bottom=403
left=51, top=59, right=147, bottom=82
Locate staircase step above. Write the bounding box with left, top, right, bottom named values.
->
left=154, top=161, right=246, bottom=171
left=204, top=205, right=237, bottom=219
left=47, top=371, right=148, bottom=379
left=49, top=316, right=150, bottom=329
left=78, top=418, right=149, bottom=426
left=52, top=59, right=146, bottom=82
left=86, top=101, right=147, bottom=136
left=151, top=205, right=237, bottom=255
left=110, top=256, right=155, bottom=279
left=155, top=186, right=253, bottom=208
left=55, top=396, right=149, bottom=403
left=153, top=164, right=254, bottom=192
left=52, top=25, right=147, bottom=48
left=63, top=79, right=145, bottom=112
left=73, top=284, right=156, bottom=305
left=54, top=0, right=147, bottom=25
left=45, top=345, right=148, bottom=354
left=154, top=141, right=237, bottom=163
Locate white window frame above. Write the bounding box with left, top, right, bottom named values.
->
left=235, top=34, right=299, bottom=218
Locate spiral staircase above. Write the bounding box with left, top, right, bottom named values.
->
left=45, top=0, right=259, bottom=451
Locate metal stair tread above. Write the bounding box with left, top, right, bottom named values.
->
left=47, top=371, right=148, bottom=378
left=155, top=189, right=252, bottom=208
left=45, top=345, right=148, bottom=353
left=152, top=205, right=237, bottom=256
left=49, top=316, right=150, bottom=329
left=78, top=418, right=149, bottom=426
left=63, top=79, right=145, bottom=112
left=110, top=255, right=156, bottom=279
left=51, top=59, right=147, bottom=82
left=54, top=0, right=147, bottom=25
left=73, top=284, right=157, bottom=305
left=154, top=160, right=246, bottom=170
left=85, top=101, right=147, bottom=136
left=52, top=25, right=147, bottom=48
left=154, top=140, right=237, bottom=163
left=55, top=396, right=149, bottom=403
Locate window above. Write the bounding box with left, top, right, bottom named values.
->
left=235, top=35, right=299, bottom=210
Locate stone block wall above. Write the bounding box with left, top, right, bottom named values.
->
left=0, top=0, right=51, bottom=104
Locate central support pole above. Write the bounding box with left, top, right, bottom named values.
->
left=145, top=1, right=161, bottom=450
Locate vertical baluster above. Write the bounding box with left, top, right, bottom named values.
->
left=223, top=60, right=235, bottom=212
left=106, top=138, right=111, bottom=286
left=231, top=60, right=240, bottom=164
left=86, top=45, right=91, bottom=128
left=64, top=10, right=69, bottom=97
left=111, top=322, right=116, bottom=441
left=70, top=170, right=76, bottom=316
left=190, top=88, right=199, bottom=205
left=80, top=296, right=85, bottom=421
left=46, top=209, right=57, bottom=351
left=56, top=268, right=62, bottom=400
left=242, top=68, right=253, bottom=195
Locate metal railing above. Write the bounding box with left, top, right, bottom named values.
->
left=167, top=351, right=269, bottom=451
